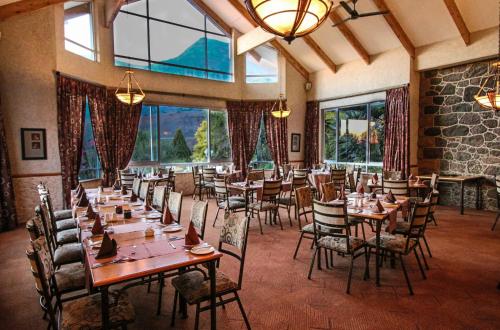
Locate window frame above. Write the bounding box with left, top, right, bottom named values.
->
left=113, top=0, right=234, bottom=81
left=78, top=98, right=102, bottom=180
left=128, top=104, right=232, bottom=170
left=63, top=1, right=98, bottom=62
left=322, top=100, right=385, bottom=172
left=245, top=44, right=279, bottom=84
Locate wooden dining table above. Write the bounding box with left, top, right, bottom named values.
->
left=228, top=180, right=292, bottom=215
left=73, top=188, right=222, bottom=330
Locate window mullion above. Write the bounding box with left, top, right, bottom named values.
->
left=207, top=109, right=211, bottom=163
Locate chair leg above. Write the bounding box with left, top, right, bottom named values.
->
left=256, top=212, right=263, bottom=235
left=422, top=235, right=433, bottom=258
left=156, top=274, right=164, bottom=315
left=324, top=248, right=330, bottom=269
left=317, top=247, right=322, bottom=270
left=418, top=242, right=430, bottom=270
left=194, top=303, right=200, bottom=330
left=431, top=213, right=438, bottom=226
left=235, top=291, right=251, bottom=330
left=293, top=232, right=305, bottom=259
left=363, top=246, right=370, bottom=280
left=308, top=247, right=318, bottom=279
left=276, top=209, right=283, bottom=230
left=171, top=290, right=178, bottom=327
left=219, top=296, right=226, bottom=310
left=492, top=213, right=499, bottom=231
left=414, top=249, right=426, bottom=280
left=399, top=254, right=414, bottom=295
left=346, top=255, right=355, bottom=294
left=213, top=207, right=221, bottom=227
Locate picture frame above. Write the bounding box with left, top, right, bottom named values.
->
left=21, top=128, right=47, bottom=160
left=291, top=133, right=301, bottom=152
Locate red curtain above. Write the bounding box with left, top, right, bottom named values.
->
left=57, top=74, right=87, bottom=207
left=384, top=86, right=410, bottom=179
left=88, top=89, right=142, bottom=186
left=263, top=103, right=289, bottom=177
left=227, top=101, right=270, bottom=178
left=304, top=101, right=320, bottom=168
left=0, top=95, right=17, bottom=231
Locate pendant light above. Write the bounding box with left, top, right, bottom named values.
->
left=115, top=70, right=145, bottom=105
left=271, top=94, right=291, bottom=118
left=245, top=0, right=333, bottom=44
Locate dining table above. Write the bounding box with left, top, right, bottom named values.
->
left=72, top=188, right=222, bottom=330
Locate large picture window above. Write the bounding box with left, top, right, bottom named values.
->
left=113, top=0, right=233, bottom=82
left=245, top=45, right=279, bottom=84
left=64, top=1, right=96, bottom=61
left=250, top=117, right=273, bottom=169
left=131, top=105, right=231, bottom=169
left=79, top=102, right=101, bottom=180
left=323, top=101, right=385, bottom=172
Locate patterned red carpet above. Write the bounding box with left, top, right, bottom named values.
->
left=1, top=198, right=499, bottom=329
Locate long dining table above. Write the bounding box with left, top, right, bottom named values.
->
left=72, top=188, right=222, bottom=329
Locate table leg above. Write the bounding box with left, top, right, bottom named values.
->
left=460, top=181, right=465, bottom=215
left=208, top=260, right=217, bottom=330
left=245, top=190, right=249, bottom=216
left=375, top=221, right=382, bottom=286
left=475, top=179, right=481, bottom=210
left=101, top=286, right=109, bottom=329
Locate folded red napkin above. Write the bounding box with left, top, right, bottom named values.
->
left=375, top=199, right=385, bottom=212
left=356, top=182, right=364, bottom=194
left=77, top=193, right=89, bottom=207
left=95, top=232, right=117, bottom=259
left=162, top=205, right=174, bottom=225
left=91, top=214, right=104, bottom=235
left=130, top=192, right=138, bottom=202
left=372, top=173, right=378, bottom=183
left=113, top=180, right=121, bottom=190
left=185, top=221, right=200, bottom=246
left=86, top=204, right=96, bottom=219
left=384, top=190, right=396, bottom=203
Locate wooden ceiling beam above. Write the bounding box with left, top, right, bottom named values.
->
left=0, top=0, right=68, bottom=21
left=329, top=11, right=370, bottom=64
left=442, top=0, right=470, bottom=45
left=270, top=40, right=310, bottom=80
left=105, top=0, right=125, bottom=28
left=303, top=36, right=336, bottom=73
left=372, top=0, right=415, bottom=58
left=188, top=0, right=232, bottom=36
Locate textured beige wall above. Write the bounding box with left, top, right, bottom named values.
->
left=286, top=62, right=306, bottom=167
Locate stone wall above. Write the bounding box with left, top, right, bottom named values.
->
left=418, top=59, right=499, bottom=211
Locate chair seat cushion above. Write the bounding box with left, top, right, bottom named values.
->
left=394, top=221, right=410, bottom=234
left=218, top=199, right=246, bottom=210
left=54, top=243, right=83, bottom=266
left=248, top=201, right=277, bottom=211
left=55, top=263, right=86, bottom=293
left=61, top=291, right=135, bottom=330
left=317, top=236, right=365, bottom=254
left=56, top=218, right=77, bottom=231
left=278, top=197, right=295, bottom=206
left=301, top=223, right=314, bottom=233
left=229, top=196, right=246, bottom=203
left=54, top=209, right=74, bottom=221
left=57, top=228, right=79, bottom=245
left=172, top=270, right=238, bottom=304
left=367, top=234, right=416, bottom=254
left=203, top=182, right=215, bottom=188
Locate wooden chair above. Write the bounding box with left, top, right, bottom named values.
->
left=247, top=169, right=265, bottom=181
left=213, top=178, right=246, bottom=227
left=330, top=168, right=346, bottom=187
left=119, top=170, right=135, bottom=188
left=202, top=167, right=217, bottom=198
left=248, top=179, right=282, bottom=234
left=40, top=192, right=75, bottom=231
left=320, top=182, right=337, bottom=202
left=170, top=213, right=251, bottom=330
left=493, top=175, right=500, bottom=231
left=278, top=175, right=307, bottom=225
left=168, top=191, right=183, bottom=223
left=346, top=172, right=356, bottom=193
left=293, top=168, right=309, bottom=178
left=139, top=180, right=151, bottom=201
left=382, top=179, right=409, bottom=197
left=280, top=164, right=293, bottom=179
left=132, top=177, right=142, bottom=196
left=308, top=200, right=368, bottom=294
left=367, top=201, right=431, bottom=295
left=383, top=170, right=402, bottom=180
left=40, top=197, right=78, bottom=245
left=151, top=185, right=167, bottom=212
left=293, top=186, right=314, bottom=259
left=192, top=165, right=203, bottom=200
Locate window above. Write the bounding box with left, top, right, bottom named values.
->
left=64, top=1, right=96, bottom=61
left=250, top=117, right=273, bottom=170
left=79, top=101, right=101, bottom=180
left=130, top=105, right=231, bottom=170
left=114, top=0, right=233, bottom=82
left=323, top=101, right=385, bottom=172
left=246, top=45, right=279, bottom=83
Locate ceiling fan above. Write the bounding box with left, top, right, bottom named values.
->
left=332, top=0, right=389, bottom=28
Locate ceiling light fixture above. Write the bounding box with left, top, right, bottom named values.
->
left=115, top=70, right=145, bottom=105
left=271, top=94, right=291, bottom=118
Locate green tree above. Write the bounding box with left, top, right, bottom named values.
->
left=209, top=112, right=231, bottom=161
left=132, top=130, right=151, bottom=161
left=193, top=120, right=208, bottom=162
left=171, top=129, right=192, bottom=162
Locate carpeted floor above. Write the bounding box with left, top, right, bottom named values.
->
left=1, top=198, right=499, bottom=329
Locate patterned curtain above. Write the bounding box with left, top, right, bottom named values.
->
left=304, top=101, right=320, bottom=168
left=383, top=86, right=410, bottom=179
left=57, top=74, right=87, bottom=208
left=227, top=101, right=268, bottom=178
left=263, top=102, right=289, bottom=177
left=0, top=96, right=17, bottom=231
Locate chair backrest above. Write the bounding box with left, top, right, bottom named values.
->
left=26, top=215, right=44, bottom=241
left=312, top=200, right=352, bottom=249
left=330, top=169, right=346, bottom=186
left=383, top=170, right=402, bottom=180
left=79, top=178, right=103, bottom=189
left=291, top=175, right=307, bottom=191
left=247, top=170, right=265, bottom=181
left=347, top=172, right=355, bottom=191
left=406, top=202, right=431, bottom=244
left=132, top=178, right=142, bottom=196
left=280, top=164, right=293, bottom=179
left=39, top=197, right=58, bottom=245
left=192, top=165, right=200, bottom=184
left=218, top=213, right=250, bottom=290
left=120, top=171, right=135, bottom=188
left=293, top=168, right=309, bottom=178
left=214, top=178, right=229, bottom=203
left=202, top=167, right=217, bottom=183
left=151, top=185, right=167, bottom=211
left=354, top=167, right=361, bottom=185
left=359, top=173, right=371, bottom=192
left=427, top=191, right=439, bottom=214
left=321, top=182, right=337, bottom=202
left=382, top=179, right=409, bottom=196
left=295, top=186, right=313, bottom=228
left=261, top=179, right=282, bottom=202
left=190, top=200, right=208, bottom=240
left=139, top=181, right=151, bottom=201
left=430, top=173, right=439, bottom=192
left=496, top=175, right=500, bottom=207
left=168, top=191, right=183, bottom=222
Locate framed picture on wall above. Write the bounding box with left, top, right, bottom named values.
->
left=291, top=133, right=301, bottom=152
left=21, top=128, right=47, bottom=160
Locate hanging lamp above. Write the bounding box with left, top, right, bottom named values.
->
left=245, top=0, right=333, bottom=44
left=115, top=70, right=145, bottom=105
left=271, top=94, right=291, bottom=118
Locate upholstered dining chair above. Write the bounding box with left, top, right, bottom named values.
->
left=119, top=170, right=135, bottom=188
left=27, top=237, right=135, bottom=329
left=139, top=180, right=151, bottom=202
left=248, top=179, right=282, bottom=234
left=151, top=185, right=167, bottom=212
left=278, top=175, right=307, bottom=225
left=293, top=168, right=309, bottom=178
left=346, top=172, right=356, bottom=193
left=189, top=200, right=208, bottom=240
left=320, top=182, right=337, bottom=202
left=202, top=167, right=217, bottom=198
left=308, top=200, right=368, bottom=294
left=192, top=165, right=203, bottom=200
left=367, top=201, right=431, bottom=295
left=492, top=175, right=500, bottom=231
left=132, top=177, right=142, bottom=196
left=168, top=191, right=183, bottom=223
left=40, top=192, right=75, bottom=231
left=170, top=213, right=251, bottom=330
left=382, top=179, right=409, bottom=197
left=40, top=197, right=78, bottom=245
left=213, top=178, right=246, bottom=227
left=293, top=186, right=314, bottom=259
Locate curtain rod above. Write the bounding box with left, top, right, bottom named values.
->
left=315, top=84, right=409, bottom=103
left=54, top=71, right=107, bottom=88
